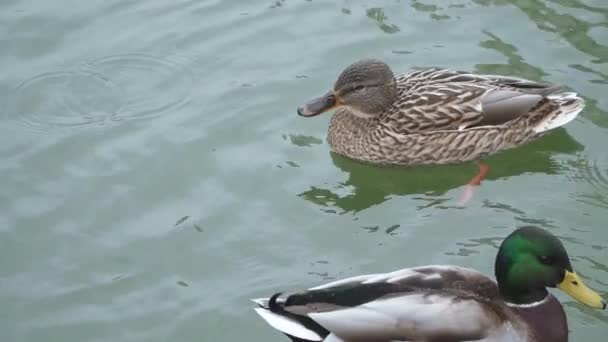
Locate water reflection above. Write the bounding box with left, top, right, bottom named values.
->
left=283, top=134, right=322, bottom=147
left=366, top=8, right=400, bottom=34
left=482, top=200, right=557, bottom=228
left=307, top=260, right=335, bottom=282
left=577, top=96, right=608, bottom=129
left=446, top=236, right=504, bottom=257
left=298, top=129, right=582, bottom=213
left=476, top=30, right=547, bottom=79
left=410, top=0, right=451, bottom=21
left=569, top=64, right=608, bottom=85
left=568, top=155, right=608, bottom=210
left=361, top=224, right=401, bottom=235
left=502, top=0, right=608, bottom=63
left=269, top=0, right=285, bottom=9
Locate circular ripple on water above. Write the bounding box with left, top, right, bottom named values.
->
left=5, top=54, right=192, bottom=133
left=83, top=53, right=192, bottom=121
left=6, top=70, right=123, bottom=132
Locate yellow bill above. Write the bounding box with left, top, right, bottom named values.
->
left=557, top=271, right=606, bottom=309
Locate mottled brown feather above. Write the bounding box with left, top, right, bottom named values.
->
left=326, top=67, right=583, bottom=166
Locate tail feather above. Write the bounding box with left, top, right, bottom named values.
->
left=251, top=298, right=269, bottom=307
left=533, top=92, right=584, bottom=133
left=254, top=308, right=323, bottom=341
left=253, top=294, right=328, bottom=341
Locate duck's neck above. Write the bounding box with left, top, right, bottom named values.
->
left=329, top=109, right=377, bottom=135
left=327, top=110, right=377, bottom=158
left=499, top=285, right=549, bottom=307
left=507, top=294, right=568, bottom=342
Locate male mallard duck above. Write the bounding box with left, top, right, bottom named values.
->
left=297, top=59, right=584, bottom=167
left=253, top=226, right=605, bottom=341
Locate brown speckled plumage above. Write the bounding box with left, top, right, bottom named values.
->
left=304, top=61, right=585, bottom=166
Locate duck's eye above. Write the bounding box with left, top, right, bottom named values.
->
left=353, top=85, right=365, bottom=91
left=539, top=255, right=554, bottom=265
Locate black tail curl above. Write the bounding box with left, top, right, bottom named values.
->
left=265, top=291, right=330, bottom=341
left=268, top=292, right=283, bottom=312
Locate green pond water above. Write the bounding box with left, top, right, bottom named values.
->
left=1, top=0, right=607, bottom=341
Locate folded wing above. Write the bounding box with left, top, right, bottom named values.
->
left=254, top=266, right=512, bottom=341
left=389, top=69, right=563, bottom=134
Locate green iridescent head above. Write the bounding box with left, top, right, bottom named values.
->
left=495, top=226, right=605, bottom=309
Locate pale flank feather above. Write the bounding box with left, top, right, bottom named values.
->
left=307, top=293, right=503, bottom=341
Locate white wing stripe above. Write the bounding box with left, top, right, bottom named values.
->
left=309, top=274, right=380, bottom=290
left=254, top=308, right=323, bottom=341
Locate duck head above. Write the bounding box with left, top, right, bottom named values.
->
left=495, top=226, right=606, bottom=309
left=297, top=59, right=398, bottom=119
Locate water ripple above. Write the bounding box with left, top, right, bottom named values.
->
left=82, top=53, right=193, bottom=120
left=6, top=70, right=121, bottom=131
left=4, top=53, right=193, bottom=133
left=570, top=156, right=608, bottom=209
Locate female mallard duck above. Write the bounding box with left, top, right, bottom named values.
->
left=253, top=226, right=605, bottom=341
left=297, top=59, right=584, bottom=167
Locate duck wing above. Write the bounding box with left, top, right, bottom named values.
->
left=388, top=69, right=561, bottom=134
left=253, top=266, right=515, bottom=341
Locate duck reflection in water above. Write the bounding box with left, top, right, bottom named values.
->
left=298, top=128, right=582, bottom=213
